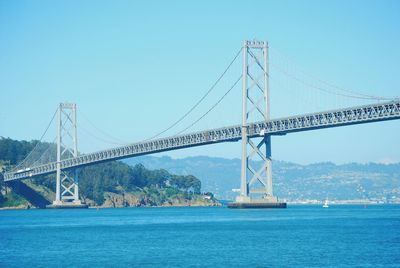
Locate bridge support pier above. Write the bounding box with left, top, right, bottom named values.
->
left=229, top=40, right=286, bottom=209
left=47, top=103, right=87, bottom=209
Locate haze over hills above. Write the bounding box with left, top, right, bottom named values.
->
left=124, top=156, right=400, bottom=202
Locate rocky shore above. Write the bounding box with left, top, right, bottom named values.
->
left=0, top=184, right=221, bottom=210
left=86, top=191, right=221, bottom=208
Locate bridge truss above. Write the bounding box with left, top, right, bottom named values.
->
left=3, top=40, right=400, bottom=208
left=5, top=100, right=400, bottom=182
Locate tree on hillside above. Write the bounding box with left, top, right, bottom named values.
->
left=1, top=138, right=205, bottom=206
left=170, top=175, right=201, bottom=194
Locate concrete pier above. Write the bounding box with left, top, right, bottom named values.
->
left=46, top=201, right=88, bottom=209
left=227, top=202, right=287, bottom=209
left=228, top=196, right=287, bottom=209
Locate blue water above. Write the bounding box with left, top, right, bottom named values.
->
left=1, top=205, right=399, bottom=267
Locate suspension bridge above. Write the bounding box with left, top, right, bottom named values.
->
left=3, top=40, right=400, bottom=208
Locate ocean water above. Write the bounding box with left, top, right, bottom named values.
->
left=0, top=205, right=399, bottom=267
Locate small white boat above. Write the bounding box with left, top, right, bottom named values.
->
left=322, top=199, right=329, bottom=208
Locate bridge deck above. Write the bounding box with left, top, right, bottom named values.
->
left=4, top=100, right=400, bottom=181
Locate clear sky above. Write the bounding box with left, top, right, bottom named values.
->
left=1, top=0, right=399, bottom=164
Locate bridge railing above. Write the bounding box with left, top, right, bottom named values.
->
left=4, top=100, right=399, bottom=182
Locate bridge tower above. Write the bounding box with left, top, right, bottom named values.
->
left=231, top=40, right=285, bottom=208
left=49, top=103, right=87, bottom=208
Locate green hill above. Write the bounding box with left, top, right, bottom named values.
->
left=124, top=156, right=400, bottom=202
left=0, top=137, right=219, bottom=208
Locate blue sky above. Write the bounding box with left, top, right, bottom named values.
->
left=1, top=0, right=399, bottom=164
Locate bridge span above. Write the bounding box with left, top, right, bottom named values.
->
left=3, top=40, right=400, bottom=208
left=5, top=100, right=400, bottom=182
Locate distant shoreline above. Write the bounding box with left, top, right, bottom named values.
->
left=2, top=202, right=399, bottom=211
left=0, top=202, right=222, bottom=211
left=288, top=202, right=399, bottom=205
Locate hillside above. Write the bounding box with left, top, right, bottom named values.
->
left=0, top=138, right=219, bottom=208
left=2, top=136, right=399, bottom=206
left=124, top=156, right=400, bottom=202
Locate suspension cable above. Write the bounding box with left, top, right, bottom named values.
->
left=272, top=63, right=395, bottom=101
left=30, top=137, right=57, bottom=167
left=144, top=47, right=243, bottom=141
left=270, top=46, right=398, bottom=101
left=12, top=107, right=58, bottom=171
left=77, top=122, right=126, bottom=146
left=78, top=108, right=129, bottom=144
left=174, top=74, right=242, bottom=135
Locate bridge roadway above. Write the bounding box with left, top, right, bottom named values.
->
left=4, top=100, right=400, bottom=182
